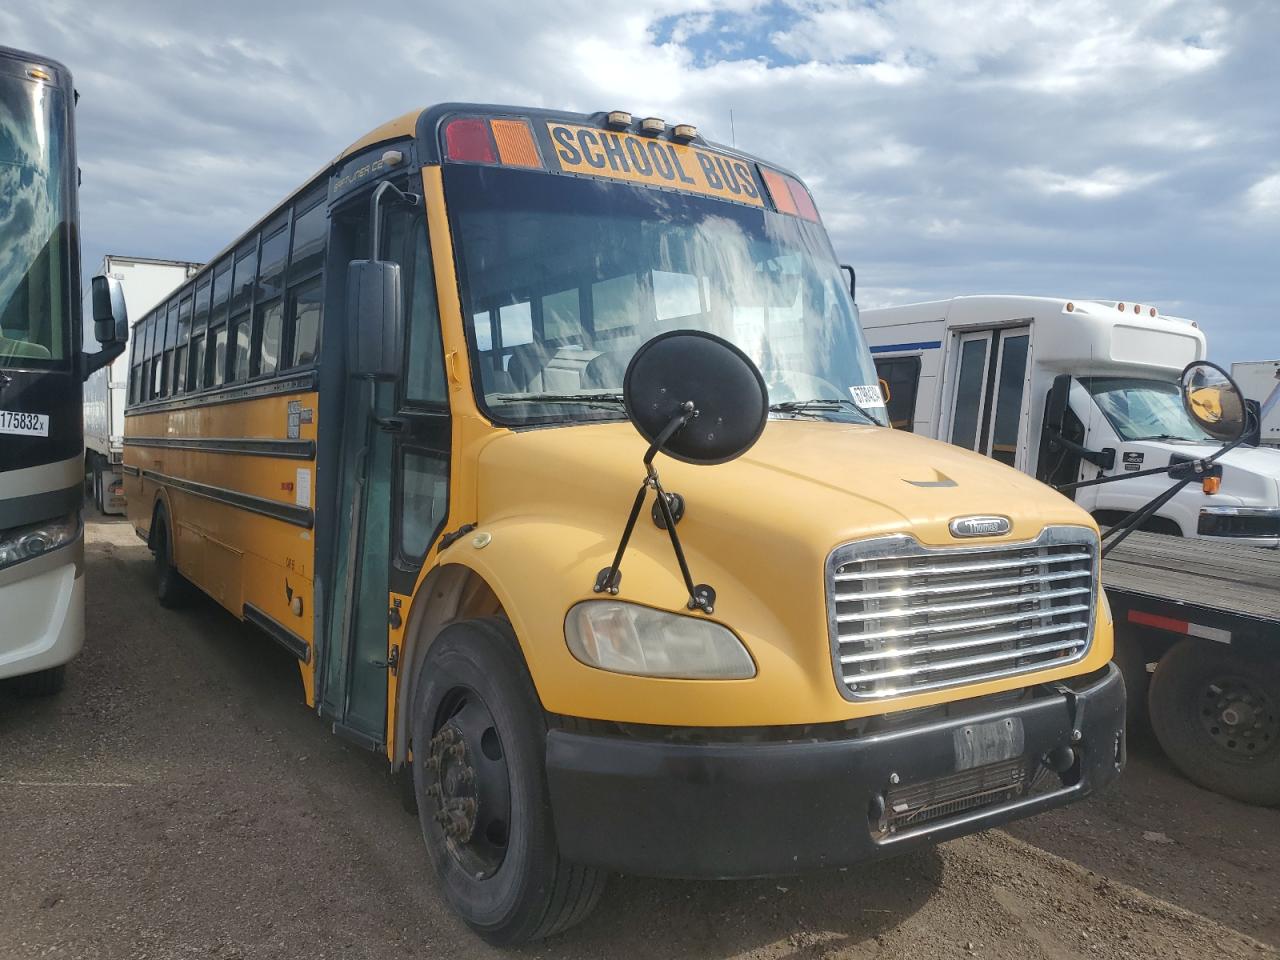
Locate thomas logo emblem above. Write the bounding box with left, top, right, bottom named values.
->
left=949, top=515, right=1011, bottom=538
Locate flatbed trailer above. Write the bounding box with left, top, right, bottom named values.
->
left=1105, top=531, right=1280, bottom=805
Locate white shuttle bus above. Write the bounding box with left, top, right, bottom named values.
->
left=862, top=295, right=1280, bottom=547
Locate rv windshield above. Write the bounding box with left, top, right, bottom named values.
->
left=444, top=164, right=887, bottom=428
left=0, top=72, right=71, bottom=368
left=1081, top=376, right=1214, bottom=443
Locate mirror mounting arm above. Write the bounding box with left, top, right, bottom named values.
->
left=594, top=403, right=717, bottom=614
left=368, top=180, right=422, bottom=259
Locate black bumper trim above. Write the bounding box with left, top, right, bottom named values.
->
left=546, top=664, right=1125, bottom=879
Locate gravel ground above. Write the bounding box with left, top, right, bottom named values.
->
left=0, top=517, right=1276, bottom=959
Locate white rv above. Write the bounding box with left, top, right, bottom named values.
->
left=1231, top=359, right=1280, bottom=449
left=82, top=256, right=200, bottom=512
left=862, top=295, right=1280, bottom=547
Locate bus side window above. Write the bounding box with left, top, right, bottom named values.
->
left=284, top=193, right=326, bottom=370
left=874, top=356, right=921, bottom=431
left=207, top=258, right=232, bottom=387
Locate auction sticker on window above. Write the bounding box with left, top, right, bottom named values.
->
left=0, top=410, right=49, bottom=437
left=848, top=385, right=887, bottom=408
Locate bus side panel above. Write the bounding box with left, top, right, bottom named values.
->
left=123, top=390, right=318, bottom=697
left=865, top=318, right=945, bottom=435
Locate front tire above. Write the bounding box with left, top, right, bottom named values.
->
left=410, top=618, right=605, bottom=944
left=1149, top=639, right=1280, bottom=806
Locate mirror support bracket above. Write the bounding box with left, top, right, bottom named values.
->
left=593, top=402, right=717, bottom=614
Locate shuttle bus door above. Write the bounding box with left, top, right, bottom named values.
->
left=948, top=326, right=1031, bottom=469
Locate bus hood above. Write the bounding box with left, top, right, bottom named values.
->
left=477, top=418, right=1094, bottom=553
left=1120, top=439, right=1280, bottom=507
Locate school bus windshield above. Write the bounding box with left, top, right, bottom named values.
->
left=444, top=165, right=888, bottom=427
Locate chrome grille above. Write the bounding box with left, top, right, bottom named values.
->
left=826, top=526, right=1097, bottom=700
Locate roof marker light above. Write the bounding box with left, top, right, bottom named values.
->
left=672, top=123, right=698, bottom=141
left=445, top=118, right=497, bottom=164
left=1133, top=303, right=1142, bottom=314
left=606, top=110, right=633, bottom=129
left=1066, top=302, right=1075, bottom=312
left=490, top=118, right=542, bottom=168
left=382, top=149, right=404, bottom=167
left=1117, top=302, right=1125, bottom=312
left=639, top=117, right=665, bottom=136
left=27, top=67, right=50, bottom=81
left=1150, top=307, right=1157, bottom=317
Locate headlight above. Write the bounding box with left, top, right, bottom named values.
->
left=1197, top=506, right=1280, bottom=538
left=0, top=513, right=81, bottom=571
left=565, top=600, right=756, bottom=679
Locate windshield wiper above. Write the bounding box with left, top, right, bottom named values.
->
left=770, top=398, right=877, bottom=424
left=1129, top=433, right=1212, bottom=443
left=490, top=391, right=625, bottom=410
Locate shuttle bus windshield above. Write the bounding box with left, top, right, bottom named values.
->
left=1081, top=376, right=1214, bottom=443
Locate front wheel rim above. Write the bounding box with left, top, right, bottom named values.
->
left=426, top=687, right=512, bottom=878
left=1197, top=673, right=1279, bottom=760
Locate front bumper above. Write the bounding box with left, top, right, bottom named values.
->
left=0, top=536, right=85, bottom=680
left=546, top=664, right=1124, bottom=878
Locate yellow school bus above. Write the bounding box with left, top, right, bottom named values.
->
left=123, top=104, right=1124, bottom=943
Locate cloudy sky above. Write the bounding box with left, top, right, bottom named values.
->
left=4, top=0, right=1277, bottom=364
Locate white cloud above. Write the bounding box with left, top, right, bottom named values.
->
left=1244, top=172, right=1280, bottom=218
left=0, top=0, right=1274, bottom=364
left=1018, top=165, right=1163, bottom=199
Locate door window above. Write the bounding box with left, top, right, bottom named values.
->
left=950, top=336, right=989, bottom=448
left=399, top=450, right=449, bottom=559
left=989, top=334, right=1029, bottom=466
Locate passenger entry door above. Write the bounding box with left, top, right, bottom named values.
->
left=947, top=327, right=1031, bottom=469
left=325, top=201, right=451, bottom=749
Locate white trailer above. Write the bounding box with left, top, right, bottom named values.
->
left=1231, top=360, right=1280, bottom=449
left=862, top=295, right=1280, bottom=547
left=82, top=256, right=201, bottom=513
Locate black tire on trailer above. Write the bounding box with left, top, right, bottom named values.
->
left=1148, top=638, right=1280, bottom=806
left=410, top=617, right=606, bottom=944
left=7, top=665, right=67, bottom=697
left=152, top=505, right=192, bottom=608
left=1112, top=626, right=1149, bottom=732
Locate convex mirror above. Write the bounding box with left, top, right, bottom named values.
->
left=90, top=274, right=128, bottom=346
left=623, top=330, right=768, bottom=465
left=1181, top=360, right=1247, bottom=442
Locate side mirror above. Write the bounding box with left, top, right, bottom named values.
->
left=1181, top=360, right=1247, bottom=442
left=345, top=259, right=403, bottom=380
left=840, top=263, right=856, bottom=301
left=1045, top=373, right=1071, bottom=434
left=90, top=274, right=128, bottom=346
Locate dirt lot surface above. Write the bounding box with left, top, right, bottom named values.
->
left=1, top=518, right=1277, bottom=959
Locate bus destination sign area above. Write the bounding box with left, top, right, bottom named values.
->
left=546, top=122, right=764, bottom=207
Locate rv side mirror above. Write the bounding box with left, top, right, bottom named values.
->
left=1044, top=374, right=1071, bottom=434
left=1181, top=360, right=1246, bottom=442
left=346, top=259, right=403, bottom=380
left=90, top=274, right=127, bottom=346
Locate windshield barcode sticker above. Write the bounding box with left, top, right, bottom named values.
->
left=849, top=385, right=886, bottom=408
left=0, top=410, right=49, bottom=437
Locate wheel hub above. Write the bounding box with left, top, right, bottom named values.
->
left=1200, top=678, right=1279, bottom=758
left=426, top=725, right=478, bottom=842
left=423, top=691, right=512, bottom=878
